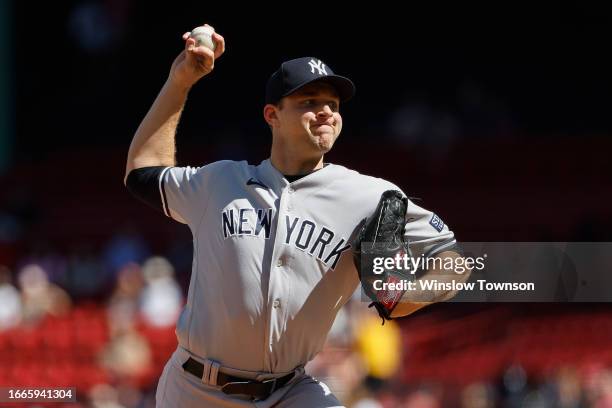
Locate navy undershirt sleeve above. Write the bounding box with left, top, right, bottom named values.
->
left=125, top=166, right=167, bottom=213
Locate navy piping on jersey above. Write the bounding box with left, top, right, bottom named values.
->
left=159, top=167, right=172, bottom=217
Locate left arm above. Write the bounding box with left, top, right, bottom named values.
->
left=390, top=250, right=471, bottom=318
left=354, top=190, right=467, bottom=323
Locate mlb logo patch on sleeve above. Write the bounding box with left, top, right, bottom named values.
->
left=429, top=214, right=445, bottom=232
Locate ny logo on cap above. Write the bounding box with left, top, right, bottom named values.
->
left=308, top=59, right=327, bottom=76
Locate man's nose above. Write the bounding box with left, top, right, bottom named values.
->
left=317, top=105, right=333, bottom=117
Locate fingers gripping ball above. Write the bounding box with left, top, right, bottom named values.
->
left=189, top=26, right=216, bottom=51
left=353, top=190, right=414, bottom=323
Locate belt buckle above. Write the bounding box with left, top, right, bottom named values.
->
left=220, top=380, right=251, bottom=397
left=220, top=376, right=279, bottom=402
left=220, top=380, right=250, bottom=391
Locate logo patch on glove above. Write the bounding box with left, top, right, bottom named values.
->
left=377, top=274, right=404, bottom=311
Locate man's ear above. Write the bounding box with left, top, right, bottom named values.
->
left=263, top=104, right=279, bottom=127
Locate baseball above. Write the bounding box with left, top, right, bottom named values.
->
left=189, top=26, right=216, bottom=51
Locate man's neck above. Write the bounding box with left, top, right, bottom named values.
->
left=270, top=149, right=324, bottom=176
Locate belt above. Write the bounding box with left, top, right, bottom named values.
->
left=181, top=357, right=295, bottom=401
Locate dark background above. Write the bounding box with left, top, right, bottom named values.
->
left=4, top=2, right=610, bottom=258
left=13, top=2, right=612, bottom=148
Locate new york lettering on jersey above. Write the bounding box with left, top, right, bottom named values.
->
left=222, top=207, right=273, bottom=239
left=283, top=215, right=351, bottom=269
left=220, top=205, right=352, bottom=269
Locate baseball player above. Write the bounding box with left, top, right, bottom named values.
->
left=124, top=24, right=465, bottom=407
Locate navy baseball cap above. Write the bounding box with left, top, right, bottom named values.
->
left=265, top=57, right=356, bottom=104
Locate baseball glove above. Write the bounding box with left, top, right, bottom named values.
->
left=353, top=190, right=414, bottom=323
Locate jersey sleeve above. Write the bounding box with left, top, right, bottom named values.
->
left=404, top=199, right=458, bottom=259
left=159, top=162, right=224, bottom=225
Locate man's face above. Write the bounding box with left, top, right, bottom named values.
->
left=270, top=82, right=343, bottom=155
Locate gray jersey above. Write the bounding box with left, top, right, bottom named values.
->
left=159, top=159, right=455, bottom=373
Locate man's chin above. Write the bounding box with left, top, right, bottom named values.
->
left=315, top=139, right=334, bottom=153
left=311, top=134, right=336, bottom=152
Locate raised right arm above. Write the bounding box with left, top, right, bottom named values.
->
left=123, top=24, right=225, bottom=184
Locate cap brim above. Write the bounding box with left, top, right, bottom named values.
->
left=281, top=75, right=356, bottom=102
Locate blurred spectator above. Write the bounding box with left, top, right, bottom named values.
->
left=554, top=366, right=582, bottom=408
left=100, top=327, right=153, bottom=384
left=461, top=382, right=496, bottom=408
left=403, top=388, right=442, bottom=408
left=102, top=229, right=150, bottom=280
left=114, top=384, right=146, bottom=408
left=107, top=262, right=144, bottom=336
left=355, top=313, right=403, bottom=387
left=583, top=364, right=612, bottom=408
left=352, top=397, right=383, bottom=408
left=88, top=383, right=124, bottom=408
left=501, top=363, right=528, bottom=407
left=139, top=256, right=182, bottom=327
left=326, top=348, right=367, bottom=403
left=0, top=265, right=22, bottom=330
left=17, top=243, right=68, bottom=287
left=17, top=263, right=71, bottom=324
left=66, top=245, right=109, bottom=298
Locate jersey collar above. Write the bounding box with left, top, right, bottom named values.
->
left=257, top=159, right=337, bottom=193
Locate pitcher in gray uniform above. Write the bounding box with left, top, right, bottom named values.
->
left=124, top=24, right=464, bottom=407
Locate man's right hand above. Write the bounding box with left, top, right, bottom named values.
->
left=169, top=24, right=226, bottom=90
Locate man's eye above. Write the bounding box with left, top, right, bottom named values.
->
left=301, top=100, right=338, bottom=111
